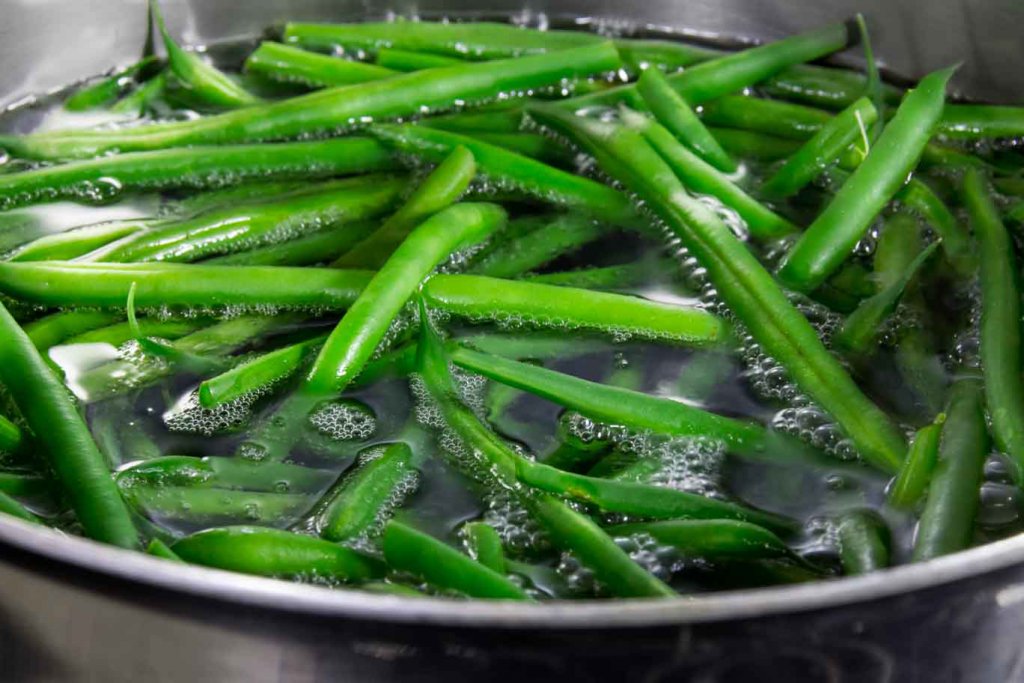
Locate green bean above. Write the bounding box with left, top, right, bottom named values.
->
left=1, top=43, right=621, bottom=160
left=563, top=23, right=851, bottom=111
left=995, top=177, right=1024, bottom=198
left=425, top=275, right=728, bottom=347
left=615, top=39, right=717, bottom=73
left=940, top=104, right=1024, bottom=140
left=64, top=56, right=160, bottom=111
left=333, top=146, right=476, bottom=269
left=607, top=519, right=793, bottom=562
left=836, top=509, right=890, bottom=575
left=198, top=334, right=326, bottom=408
left=522, top=262, right=654, bottom=290
left=10, top=221, right=146, bottom=262
left=760, top=63, right=902, bottom=110
left=314, top=443, right=419, bottom=541
left=462, top=522, right=507, bottom=574
left=424, top=109, right=524, bottom=135
left=710, top=127, right=804, bottom=163
left=963, top=168, right=1024, bottom=483
left=152, top=0, right=261, bottom=109
left=0, top=138, right=398, bottom=211
left=110, top=72, right=167, bottom=115
left=468, top=214, right=606, bottom=278
left=528, top=104, right=907, bottom=473
left=118, top=455, right=335, bottom=493
left=146, top=538, right=185, bottom=562
left=913, top=379, right=989, bottom=561
left=283, top=20, right=602, bottom=60
left=700, top=95, right=832, bottom=141
left=207, top=222, right=377, bottom=267
left=306, top=203, right=506, bottom=396
left=0, top=262, right=372, bottom=311
left=777, top=66, right=954, bottom=292
left=834, top=242, right=939, bottom=353
left=465, top=132, right=573, bottom=167
left=897, top=178, right=975, bottom=274
left=368, top=124, right=639, bottom=228
left=75, top=315, right=284, bottom=402
left=375, top=48, right=462, bottom=71
left=0, top=472, right=49, bottom=498
left=172, top=526, right=383, bottom=580
left=0, top=491, right=42, bottom=524
left=541, top=413, right=612, bottom=473
left=888, top=416, right=945, bottom=509
left=0, top=416, right=23, bottom=453
left=124, top=485, right=314, bottom=524
left=415, top=311, right=674, bottom=598
left=761, top=97, right=877, bottom=199
left=245, top=42, right=396, bottom=88
left=0, top=302, right=138, bottom=547
left=95, top=176, right=403, bottom=263
left=620, top=109, right=797, bottom=239
left=65, top=317, right=204, bottom=347
left=382, top=521, right=528, bottom=600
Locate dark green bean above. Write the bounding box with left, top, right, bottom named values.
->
left=888, top=416, right=944, bottom=509
left=382, top=521, right=529, bottom=600
left=836, top=509, right=890, bottom=574
left=963, top=168, right=1024, bottom=482
left=913, top=379, right=989, bottom=561
left=607, top=519, right=793, bottom=562
left=110, top=72, right=167, bottom=115
left=777, top=66, right=956, bottom=292
left=897, top=178, right=975, bottom=275
left=0, top=491, right=42, bottom=524
left=0, top=302, right=138, bottom=547
left=529, top=104, right=907, bottom=472
left=522, top=261, right=654, bottom=290
left=172, top=526, right=383, bottom=580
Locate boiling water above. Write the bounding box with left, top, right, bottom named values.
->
left=1, top=19, right=1021, bottom=599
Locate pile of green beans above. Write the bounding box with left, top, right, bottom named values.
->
left=0, top=10, right=1022, bottom=603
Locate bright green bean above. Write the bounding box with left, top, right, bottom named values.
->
left=522, top=261, right=654, bottom=290
left=368, top=124, right=640, bottom=228
left=64, top=56, right=160, bottom=111
left=206, top=222, right=377, bottom=267
left=375, top=48, right=462, bottom=71
left=0, top=416, right=23, bottom=453
left=761, top=97, right=877, bottom=199
left=940, top=104, right=1024, bottom=140
left=172, top=525, right=383, bottom=580
left=382, top=520, right=529, bottom=600
left=146, top=538, right=185, bottom=562
left=10, top=221, right=147, bottom=262
left=963, top=168, right=1024, bottom=483
left=1, top=43, right=621, bottom=159
left=620, top=109, right=797, bottom=239
left=0, top=301, right=138, bottom=547
left=66, top=317, right=205, bottom=347
left=334, top=146, right=476, bottom=269
left=468, top=214, right=606, bottom=278
left=462, top=521, right=507, bottom=574
left=198, top=334, right=326, bottom=408
left=529, top=104, right=907, bottom=473
left=777, top=67, right=956, bottom=292
left=888, top=416, right=944, bottom=509
left=913, top=379, right=989, bottom=561
left=314, top=443, right=419, bottom=541
left=245, top=41, right=396, bottom=88
left=0, top=138, right=398, bottom=211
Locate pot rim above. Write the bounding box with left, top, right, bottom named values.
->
left=1, top=514, right=1021, bottom=628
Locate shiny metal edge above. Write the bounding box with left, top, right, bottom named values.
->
left=1, top=513, right=1022, bottom=628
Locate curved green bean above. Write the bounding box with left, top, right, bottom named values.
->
left=172, top=526, right=383, bottom=580
left=334, top=146, right=476, bottom=269
left=0, top=301, right=138, bottom=547
left=913, top=379, right=989, bottom=561
left=382, top=520, right=529, bottom=600
left=777, top=67, right=955, bottom=292
left=462, top=521, right=507, bottom=574
left=637, top=67, right=736, bottom=173
left=963, top=168, right=1024, bottom=483
left=888, top=416, right=944, bottom=509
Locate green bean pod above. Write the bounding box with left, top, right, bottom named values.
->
left=963, top=168, right=1024, bottom=483
left=334, top=146, right=476, bottom=269
left=462, top=521, right=507, bottom=574
left=65, top=317, right=205, bottom=347
left=913, top=379, right=989, bottom=561
left=940, top=104, right=1024, bottom=140
left=0, top=138, right=399, bottom=211
left=245, top=41, right=396, bottom=88
left=0, top=302, right=138, bottom=547
left=0, top=491, right=42, bottom=524
left=110, top=72, right=167, bottom=115
left=761, top=97, right=877, bottom=199
left=207, top=223, right=377, bottom=267
left=888, top=416, right=945, bottom=509
left=124, top=485, right=315, bottom=525
left=117, top=455, right=336, bottom=493
left=836, top=509, right=891, bottom=575
left=468, top=214, right=607, bottom=278
left=315, top=443, right=419, bottom=541
left=198, top=334, right=326, bottom=408
left=527, top=105, right=907, bottom=472
left=376, top=48, right=462, bottom=71
left=382, top=521, right=529, bottom=600
left=172, top=526, right=383, bottom=580
left=897, top=179, right=975, bottom=275
left=636, top=67, right=736, bottom=173
left=1, top=43, right=621, bottom=159
left=777, top=66, right=955, bottom=292
left=64, top=56, right=160, bottom=111
left=146, top=538, right=185, bottom=562
left=606, top=519, right=794, bottom=562
left=10, top=221, right=147, bottom=262
left=523, top=262, right=654, bottom=290
left=0, top=416, right=23, bottom=453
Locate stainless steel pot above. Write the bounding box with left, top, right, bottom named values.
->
left=2, top=1, right=1023, bottom=681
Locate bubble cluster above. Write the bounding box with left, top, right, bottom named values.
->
left=555, top=552, right=598, bottom=595
left=772, top=405, right=858, bottom=460
left=482, top=490, right=547, bottom=554
left=613, top=532, right=675, bottom=581
left=163, top=388, right=257, bottom=436
left=308, top=400, right=376, bottom=441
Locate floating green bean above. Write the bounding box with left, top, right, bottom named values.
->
left=245, top=41, right=396, bottom=88
left=462, top=521, right=507, bottom=574
left=198, top=334, right=326, bottom=408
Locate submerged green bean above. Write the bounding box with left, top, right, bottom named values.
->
left=0, top=416, right=23, bottom=453
left=836, top=510, right=890, bottom=575
left=461, top=522, right=507, bottom=574
left=888, top=416, right=944, bottom=509
left=11, top=221, right=147, bottom=262
left=0, top=491, right=42, bottom=524
left=607, top=519, right=794, bottom=562
left=198, top=334, right=326, bottom=408
left=963, top=168, right=1024, bottom=483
